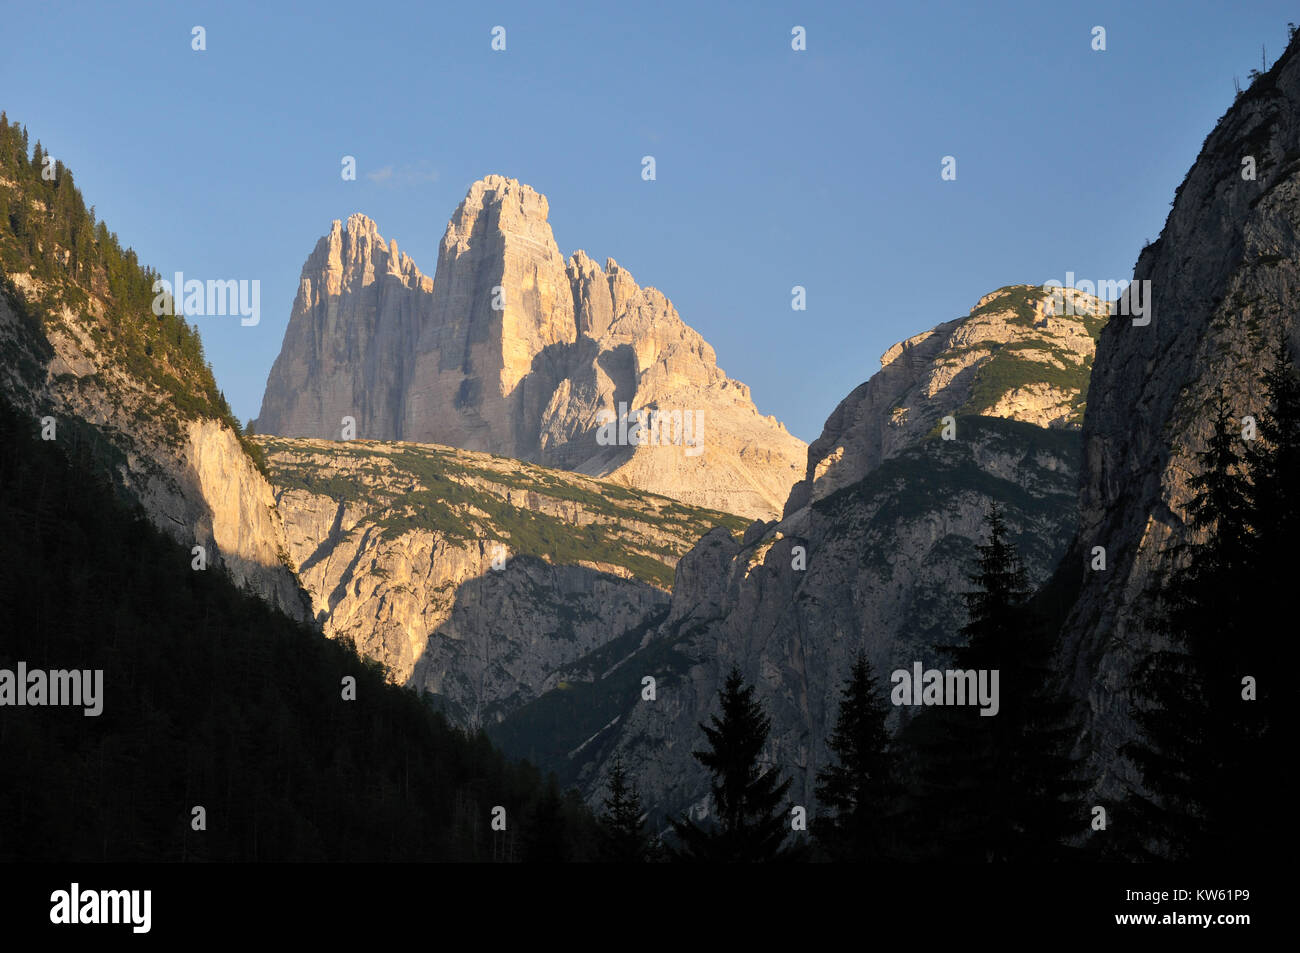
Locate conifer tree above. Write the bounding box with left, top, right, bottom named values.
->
left=814, top=651, right=898, bottom=861
left=522, top=774, right=569, bottom=863
left=910, top=504, right=1082, bottom=861
left=597, top=755, right=651, bottom=862
left=1236, top=337, right=1294, bottom=857
left=1123, top=386, right=1267, bottom=860
left=1246, top=333, right=1300, bottom=615
left=670, top=667, right=793, bottom=862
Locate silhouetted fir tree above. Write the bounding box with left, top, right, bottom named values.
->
left=909, top=504, right=1083, bottom=861
left=1122, top=386, right=1263, bottom=860
left=814, top=651, right=899, bottom=861
left=1246, top=333, right=1300, bottom=617
left=670, top=667, right=794, bottom=862
left=1239, top=337, right=1293, bottom=823
left=522, top=775, right=569, bottom=862
left=597, top=755, right=652, bottom=862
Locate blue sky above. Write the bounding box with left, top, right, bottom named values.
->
left=1, top=1, right=1294, bottom=442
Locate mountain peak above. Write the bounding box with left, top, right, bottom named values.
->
left=338, top=211, right=382, bottom=236
left=452, top=174, right=550, bottom=229
left=470, top=172, right=528, bottom=193
left=308, top=213, right=428, bottom=289
left=786, top=283, right=1103, bottom=514
left=257, top=182, right=807, bottom=519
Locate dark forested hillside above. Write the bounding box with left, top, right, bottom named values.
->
left=0, top=394, right=596, bottom=861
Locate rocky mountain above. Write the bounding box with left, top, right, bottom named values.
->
left=254, top=176, right=806, bottom=520
left=787, top=284, right=1104, bottom=512
left=0, top=123, right=308, bottom=620
left=1051, top=33, right=1300, bottom=801
left=487, top=284, right=1105, bottom=820
left=254, top=434, right=746, bottom=729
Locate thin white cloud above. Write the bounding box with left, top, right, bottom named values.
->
left=366, top=162, right=439, bottom=186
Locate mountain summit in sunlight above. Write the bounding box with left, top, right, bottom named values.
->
left=254, top=176, right=807, bottom=520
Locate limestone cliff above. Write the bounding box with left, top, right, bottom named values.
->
left=0, top=248, right=308, bottom=621
left=252, top=214, right=432, bottom=440
left=255, top=176, right=806, bottom=519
